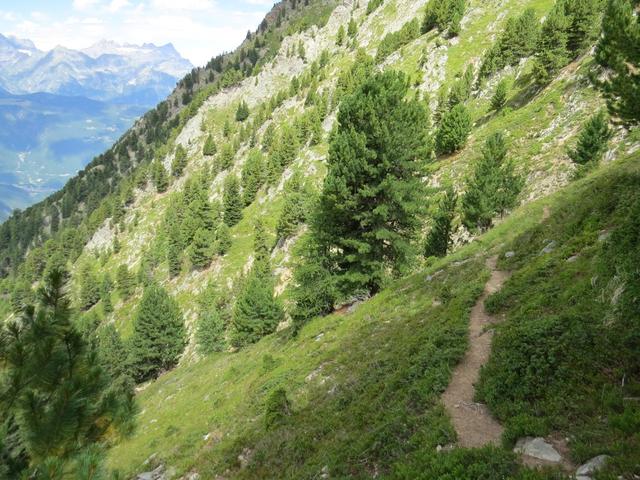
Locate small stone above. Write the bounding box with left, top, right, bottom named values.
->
left=576, top=455, right=610, bottom=477
left=514, top=437, right=562, bottom=463
left=541, top=241, right=557, bottom=254
left=315, top=333, right=324, bottom=342
left=504, top=251, right=515, bottom=258
left=598, top=231, right=611, bottom=242
left=436, top=444, right=443, bottom=452
left=566, top=255, right=579, bottom=263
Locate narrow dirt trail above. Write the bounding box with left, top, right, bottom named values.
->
left=442, top=256, right=511, bottom=448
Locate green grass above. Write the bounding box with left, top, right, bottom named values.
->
left=478, top=153, right=640, bottom=476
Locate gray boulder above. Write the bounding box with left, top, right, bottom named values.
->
left=576, top=454, right=610, bottom=479
left=541, top=241, right=557, bottom=254
left=514, top=437, right=562, bottom=463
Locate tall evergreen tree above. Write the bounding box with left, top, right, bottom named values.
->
left=276, top=173, right=307, bottom=240
left=568, top=110, right=612, bottom=165
left=100, top=272, right=114, bottom=314
left=78, top=261, right=100, bottom=311
left=116, top=264, right=135, bottom=299
left=223, top=175, right=243, bottom=227
left=241, top=149, right=265, bottom=205
left=152, top=160, right=169, bottom=193
left=196, top=308, right=226, bottom=354
left=172, top=144, right=188, bottom=177
left=203, top=134, right=217, bottom=156
left=190, top=227, right=214, bottom=269
left=422, top=0, right=466, bottom=36
left=128, top=283, right=186, bottom=382
left=235, top=101, right=250, bottom=122
left=596, top=0, right=640, bottom=124
left=462, top=132, right=523, bottom=232
left=314, top=71, right=431, bottom=294
left=563, top=0, right=604, bottom=54
left=215, top=222, right=232, bottom=255
left=424, top=187, right=458, bottom=257
left=491, top=78, right=509, bottom=111
left=0, top=269, right=135, bottom=475
left=435, top=104, right=472, bottom=155
left=532, top=2, right=570, bottom=86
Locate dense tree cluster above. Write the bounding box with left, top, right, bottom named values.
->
left=422, top=0, right=466, bottom=37
left=376, top=19, right=421, bottom=63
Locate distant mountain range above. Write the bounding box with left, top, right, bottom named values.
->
left=0, top=34, right=193, bottom=220
left=0, top=34, right=193, bottom=103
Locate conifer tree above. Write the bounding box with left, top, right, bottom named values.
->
left=218, top=143, right=235, bottom=171
left=152, top=160, right=169, bottom=193
left=253, top=218, right=271, bottom=264
left=563, top=0, right=603, bottom=55
left=203, top=134, right=217, bottom=156
left=348, top=18, right=358, bottom=37
left=241, top=149, right=265, bottom=205
left=223, top=118, right=232, bottom=137
left=596, top=0, right=640, bottom=124
left=336, top=25, right=346, bottom=46
left=424, top=187, right=457, bottom=258
left=435, top=103, right=472, bottom=155
left=223, top=175, right=243, bottom=227
left=262, top=123, right=276, bottom=151
left=190, top=227, right=214, bottom=269
left=196, top=308, right=226, bottom=354
left=215, top=222, right=232, bottom=255
left=448, top=64, right=474, bottom=107
left=532, top=2, right=570, bottom=86
left=100, top=272, right=113, bottom=314
left=78, top=261, right=100, bottom=311
left=291, top=237, right=336, bottom=333
left=491, top=78, right=508, bottom=111
left=129, top=283, right=186, bottom=382
left=0, top=269, right=135, bottom=474
left=422, top=0, right=466, bottom=36
left=276, top=173, right=306, bottom=240
left=314, top=71, right=431, bottom=294
left=235, top=101, right=250, bottom=122
left=97, top=324, right=130, bottom=381
left=462, top=132, right=523, bottom=232
left=230, top=231, right=283, bottom=347
left=116, top=264, right=135, bottom=299
left=568, top=110, right=612, bottom=165
left=172, top=144, right=188, bottom=177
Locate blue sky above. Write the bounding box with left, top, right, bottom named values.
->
left=0, top=0, right=274, bottom=65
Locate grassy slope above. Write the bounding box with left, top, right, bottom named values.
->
left=93, top=0, right=638, bottom=477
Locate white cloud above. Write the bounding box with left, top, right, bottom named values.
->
left=72, top=0, right=101, bottom=10
left=3, top=0, right=271, bottom=66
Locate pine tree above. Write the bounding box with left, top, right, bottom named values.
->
left=291, top=237, right=336, bottom=333
left=215, top=222, right=232, bottom=255
left=223, top=118, right=232, bottom=137
left=97, top=324, right=130, bottom=381
left=435, top=104, right=472, bottom=155
left=241, top=149, right=265, bottom=205
left=152, top=160, right=169, bottom=193
left=129, top=283, right=186, bottom=382
left=596, top=0, right=640, bottom=124
left=0, top=269, right=135, bottom=473
left=230, top=265, right=283, bottom=348
left=462, top=132, right=523, bottom=232
left=116, top=264, right=135, bottom=299
left=448, top=64, right=474, bottom=107
left=314, top=71, right=431, bottom=294
left=172, top=144, right=188, bottom=177
left=422, top=0, right=466, bottom=36
left=218, top=143, right=235, bottom=171
left=100, top=272, right=113, bottom=314
left=276, top=173, right=306, bottom=240
left=223, top=175, right=243, bottom=227
left=78, top=261, right=100, bottom=311
left=424, top=187, right=457, bottom=258
left=564, top=0, right=603, bottom=55
left=491, top=78, right=508, bottom=111
left=262, top=123, right=276, bottom=151
left=568, top=110, right=612, bottom=165
left=532, top=2, right=570, bottom=86
left=196, top=308, right=226, bottom=354
left=348, top=18, right=358, bottom=37
left=235, top=101, right=250, bottom=122
left=203, top=134, right=217, bottom=156
left=190, top=227, right=214, bottom=269
left=337, top=25, right=346, bottom=46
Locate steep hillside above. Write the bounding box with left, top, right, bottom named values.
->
left=1, top=0, right=639, bottom=478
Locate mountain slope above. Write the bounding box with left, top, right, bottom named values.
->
left=1, top=0, right=639, bottom=478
